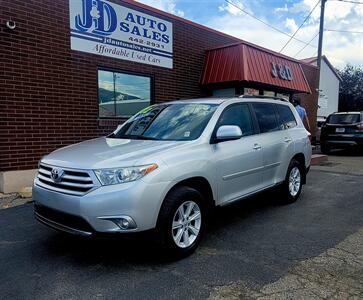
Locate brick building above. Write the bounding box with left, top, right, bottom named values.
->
left=0, top=0, right=318, bottom=192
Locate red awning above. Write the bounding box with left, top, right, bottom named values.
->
left=201, top=43, right=311, bottom=94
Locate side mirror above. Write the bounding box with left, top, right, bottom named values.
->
left=214, top=125, right=243, bottom=143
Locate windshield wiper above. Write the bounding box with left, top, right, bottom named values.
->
left=137, top=136, right=160, bottom=140
left=109, top=135, right=160, bottom=140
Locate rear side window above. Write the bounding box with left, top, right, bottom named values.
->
left=252, top=103, right=279, bottom=133
left=328, top=114, right=361, bottom=124
left=275, top=104, right=297, bottom=129
left=218, top=104, right=254, bottom=136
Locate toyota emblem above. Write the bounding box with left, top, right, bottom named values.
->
left=51, top=167, right=64, bottom=183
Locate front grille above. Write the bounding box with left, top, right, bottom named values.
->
left=36, top=163, right=96, bottom=196
left=34, top=204, right=94, bottom=233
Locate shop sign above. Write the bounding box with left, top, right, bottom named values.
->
left=271, top=62, right=293, bottom=81
left=69, top=0, right=173, bottom=68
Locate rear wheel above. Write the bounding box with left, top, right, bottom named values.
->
left=280, top=159, right=304, bottom=204
left=156, top=186, right=205, bottom=258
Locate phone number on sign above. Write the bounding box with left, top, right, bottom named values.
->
left=129, top=37, right=166, bottom=49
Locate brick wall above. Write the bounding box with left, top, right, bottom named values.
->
left=0, top=0, right=238, bottom=171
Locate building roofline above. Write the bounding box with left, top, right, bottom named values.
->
left=300, top=56, right=342, bottom=81
left=322, top=56, right=342, bottom=82
left=300, top=57, right=316, bottom=65
left=206, top=42, right=319, bottom=67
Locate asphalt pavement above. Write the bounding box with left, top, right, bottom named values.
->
left=0, top=166, right=363, bottom=299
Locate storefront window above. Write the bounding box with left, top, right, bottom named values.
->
left=263, top=91, right=275, bottom=97
left=212, top=88, right=236, bottom=97
left=98, top=70, right=151, bottom=118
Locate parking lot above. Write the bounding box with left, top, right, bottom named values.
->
left=1, top=151, right=363, bottom=299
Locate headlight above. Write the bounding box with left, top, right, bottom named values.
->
left=94, top=164, right=158, bottom=186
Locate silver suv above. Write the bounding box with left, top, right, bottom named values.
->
left=34, top=97, right=311, bottom=257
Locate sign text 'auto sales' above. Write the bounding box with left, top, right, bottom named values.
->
left=69, top=0, right=173, bottom=68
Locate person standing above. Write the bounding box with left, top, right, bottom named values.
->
left=293, top=96, right=311, bottom=132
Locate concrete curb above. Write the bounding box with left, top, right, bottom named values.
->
left=310, top=154, right=328, bottom=166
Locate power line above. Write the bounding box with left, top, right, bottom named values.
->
left=279, top=0, right=320, bottom=53
left=224, top=0, right=317, bottom=48
left=294, top=32, right=319, bottom=58
left=331, top=0, right=363, bottom=4
left=325, top=29, right=363, bottom=33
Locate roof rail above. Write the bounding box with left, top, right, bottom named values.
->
left=239, top=95, right=290, bottom=102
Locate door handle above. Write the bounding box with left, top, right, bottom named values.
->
left=284, top=137, right=292, bottom=143
left=253, top=143, right=262, bottom=150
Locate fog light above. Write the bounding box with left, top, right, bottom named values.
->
left=99, top=215, right=137, bottom=231
left=120, top=218, right=129, bottom=229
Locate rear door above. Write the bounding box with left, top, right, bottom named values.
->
left=251, top=102, right=294, bottom=187
left=213, top=103, right=264, bottom=205
left=274, top=103, right=299, bottom=182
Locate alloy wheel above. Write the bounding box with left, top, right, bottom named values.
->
left=172, top=201, right=201, bottom=248
left=289, top=166, right=301, bottom=197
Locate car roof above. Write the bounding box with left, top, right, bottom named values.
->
left=166, top=96, right=290, bottom=105
left=166, top=98, right=227, bottom=105
left=332, top=112, right=361, bottom=115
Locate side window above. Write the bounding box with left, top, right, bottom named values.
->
left=275, top=104, right=297, bottom=130
left=218, top=104, right=254, bottom=136
left=252, top=103, right=279, bottom=133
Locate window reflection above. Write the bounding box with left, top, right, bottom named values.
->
left=98, top=70, right=151, bottom=118
left=143, top=104, right=215, bottom=140
left=114, top=104, right=218, bottom=141
left=98, top=70, right=115, bottom=118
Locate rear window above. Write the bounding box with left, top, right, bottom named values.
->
left=328, top=114, right=361, bottom=124
left=275, top=104, right=297, bottom=129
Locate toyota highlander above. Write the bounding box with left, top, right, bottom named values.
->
left=33, top=96, right=311, bottom=257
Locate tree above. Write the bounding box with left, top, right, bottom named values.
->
left=338, top=65, right=363, bottom=111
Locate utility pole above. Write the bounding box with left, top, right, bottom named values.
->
left=317, top=0, right=327, bottom=68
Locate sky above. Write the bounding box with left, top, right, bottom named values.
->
left=135, top=0, right=363, bottom=69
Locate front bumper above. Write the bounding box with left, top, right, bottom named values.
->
left=33, top=178, right=171, bottom=235
left=34, top=205, right=93, bottom=236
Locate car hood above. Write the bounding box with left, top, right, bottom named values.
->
left=42, top=137, right=189, bottom=169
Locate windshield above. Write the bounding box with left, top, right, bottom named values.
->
left=111, top=103, right=218, bottom=141
left=328, top=114, right=361, bottom=124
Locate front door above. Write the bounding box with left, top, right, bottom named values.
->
left=213, top=103, right=264, bottom=205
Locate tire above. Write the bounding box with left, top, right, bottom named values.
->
left=321, top=144, right=330, bottom=154
left=155, top=186, right=205, bottom=259
left=280, top=159, right=304, bottom=204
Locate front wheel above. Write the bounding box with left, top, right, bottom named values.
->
left=280, top=159, right=304, bottom=204
left=156, top=186, right=205, bottom=258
